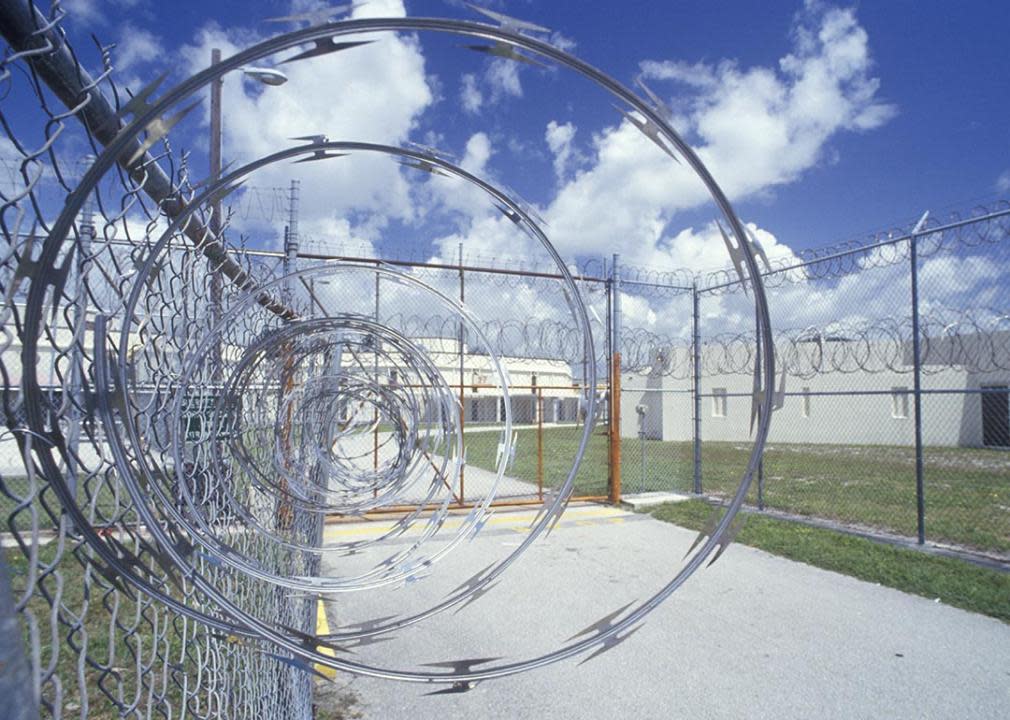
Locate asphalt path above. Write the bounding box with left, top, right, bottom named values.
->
left=319, top=504, right=1010, bottom=719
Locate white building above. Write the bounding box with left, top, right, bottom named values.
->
left=621, top=333, right=1010, bottom=448
left=375, top=338, right=582, bottom=426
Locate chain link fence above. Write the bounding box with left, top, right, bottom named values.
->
left=2, top=1, right=1007, bottom=718
left=618, top=202, right=1010, bottom=560
left=286, top=253, right=612, bottom=508
left=0, top=3, right=318, bottom=718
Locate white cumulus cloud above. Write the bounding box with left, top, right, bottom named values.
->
left=544, top=120, right=578, bottom=182
left=996, top=170, right=1010, bottom=194
left=460, top=73, right=483, bottom=115
left=544, top=1, right=896, bottom=269
left=179, top=0, right=433, bottom=250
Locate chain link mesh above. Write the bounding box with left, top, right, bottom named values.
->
left=619, top=202, right=1010, bottom=559
left=0, top=3, right=314, bottom=718
left=5, top=2, right=1003, bottom=718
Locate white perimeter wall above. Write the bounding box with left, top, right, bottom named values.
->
left=620, top=349, right=1010, bottom=448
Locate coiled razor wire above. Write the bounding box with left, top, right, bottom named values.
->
left=375, top=303, right=1010, bottom=382
left=615, top=308, right=1010, bottom=380
left=615, top=199, right=1010, bottom=296
left=0, top=0, right=778, bottom=713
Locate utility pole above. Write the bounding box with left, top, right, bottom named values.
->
left=68, top=154, right=95, bottom=500
left=284, top=179, right=300, bottom=301
left=209, top=48, right=224, bottom=384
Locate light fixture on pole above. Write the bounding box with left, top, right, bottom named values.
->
left=241, top=66, right=289, bottom=86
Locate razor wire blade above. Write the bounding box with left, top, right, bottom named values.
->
left=2, top=3, right=774, bottom=693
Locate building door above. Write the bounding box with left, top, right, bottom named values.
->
left=982, top=385, right=1010, bottom=447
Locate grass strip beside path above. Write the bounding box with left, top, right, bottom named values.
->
left=649, top=499, right=1010, bottom=624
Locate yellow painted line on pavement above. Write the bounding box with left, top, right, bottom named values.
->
left=314, top=600, right=337, bottom=679
left=322, top=505, right=629, bottom=541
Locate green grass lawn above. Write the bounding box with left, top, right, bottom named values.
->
left=464, top=424, right=613, bottom=497
left=464, top=426, right=1010, bottom=555
left=4, top=540, right=349, bottom=719
left=5, top=428, right=1008, bottom=554
left=649, top=499, right=1010, bottom=623
left=4, top=544, right=189, bottom=719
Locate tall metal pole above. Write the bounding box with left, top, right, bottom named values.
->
left=910, top=211, right=929, bottom=545
left=374, top=268, right=380, bottom=488
left=692, top=282, right=702, bottom=494
left=284, top=179, right=300, bottom=300
left=209, top=49, right=222, bottom=193
left=68, top=154, right=95, bottom=500
left=609, top=253, right=622, bottom=504
left=458, top=242, right=465, bottom=505
left=209, top=48, right=224, bottom=383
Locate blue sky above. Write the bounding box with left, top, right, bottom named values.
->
left=41, top=0, right=1010, bottom=272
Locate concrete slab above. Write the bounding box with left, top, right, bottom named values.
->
left=318, top=504, right=1010, bottom=720
left=621, top=491, right=692, bottom=509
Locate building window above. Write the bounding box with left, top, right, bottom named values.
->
left=531, top=373, right=537, bottom=388
left=801, top=386, right=811, bottom=418
left=891, top=387, right=909, bottom=419
left=712, top=388, right=727, bottom=418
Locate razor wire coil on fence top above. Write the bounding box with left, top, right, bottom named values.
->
left=0, top=1, right=776, bottom=718
left=615, top=197, right=1010, bottom=556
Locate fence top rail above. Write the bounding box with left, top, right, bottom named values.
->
left=693, top=203, right=1010, bottom=294
left=305, top=199, right=1010, bottom=294
left=296, top=251, right=611, bottom=283
left=60, top=236, right=612, bottom=284
left=18, top=203, right=1008, bottom=295
left=613, top=200, right=1010, bottom=295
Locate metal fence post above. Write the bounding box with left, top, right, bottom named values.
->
left=692, top=282, right=702, bottom=494
left=0, top=551, right=35, bottom=720
left=609, top=253, right=622, bottom=504
left=754, top=299, right=765, bottom=510
left=458, top=242, right=465, bottom=505
left=910, top=211, right=929, bottom=544
left=537, top=388, right=544, bottom=501
left=374, top=269, right=380, bottom=489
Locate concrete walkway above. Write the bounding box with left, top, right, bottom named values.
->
left=320, top=504, right=1010, bottom=720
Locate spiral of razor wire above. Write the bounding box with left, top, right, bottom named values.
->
left=1, top=2, right=1007, bottom=718
left=615, top=308, right=1010, bottom=380
left=0, top=1, right=782, bottom=716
